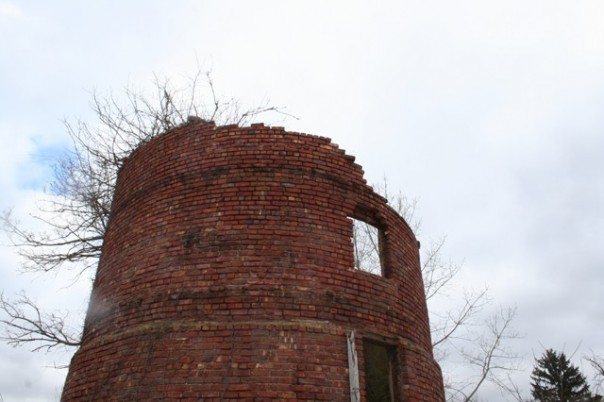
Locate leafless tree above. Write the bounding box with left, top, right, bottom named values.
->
left=354, top=179, right=523, bottom=401
left=0, top=71, right=291, bottom=351
left=2, top=71, right=287, bottom=276
left=446, top=307, right=521, bottom=402
left=586, top=353, right=604, bottom=395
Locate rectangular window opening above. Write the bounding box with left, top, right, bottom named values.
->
left=364, top=339, right=396, bottom=402
left=350, top=217, right=384, bottom=276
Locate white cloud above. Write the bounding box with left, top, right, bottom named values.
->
left=0, top=1, right=21, bottom=19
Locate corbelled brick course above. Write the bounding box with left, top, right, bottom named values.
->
left=61, top=121, right=444, bottom=401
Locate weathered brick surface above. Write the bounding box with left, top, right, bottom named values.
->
left=62, top=122, right=445, bottom=401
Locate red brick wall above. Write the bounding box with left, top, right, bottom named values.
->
left=62, top=122, right=445, bottom=401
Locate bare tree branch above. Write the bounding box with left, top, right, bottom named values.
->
left=431, top=288, right=490, bottom=349
left=0, top=292, right=81, bottom=352
left=455, top=307, right=521, bottom=402
left=372, top=177, right=421, bottom=233
left=421, top=236, right=464, bottom=301
left=586, top=353, right=604, bottom=395
left=491, top=372, right=527, bottom=402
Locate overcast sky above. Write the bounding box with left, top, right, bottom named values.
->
left=1, top=1, right=604, bottom=401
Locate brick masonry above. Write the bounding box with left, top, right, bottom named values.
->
left=61, top=122, right=445, bottom=401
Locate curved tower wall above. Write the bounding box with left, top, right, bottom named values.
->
left=62, top=122, right=445, bottom=401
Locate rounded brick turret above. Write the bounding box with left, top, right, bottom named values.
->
left=62, top=122, right=445, bottom=401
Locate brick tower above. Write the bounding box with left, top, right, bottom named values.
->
left=61, top=121, right=445, bottom=401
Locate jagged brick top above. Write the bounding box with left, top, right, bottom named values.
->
left=114, top=120, right=394, bottom=225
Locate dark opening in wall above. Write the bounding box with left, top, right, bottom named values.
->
left=349, top=215, right=385, bottom=276
left=364, top=339, right=396, bottom=402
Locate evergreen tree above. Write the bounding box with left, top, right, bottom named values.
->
left=531, top=349, right=591, bottom=401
